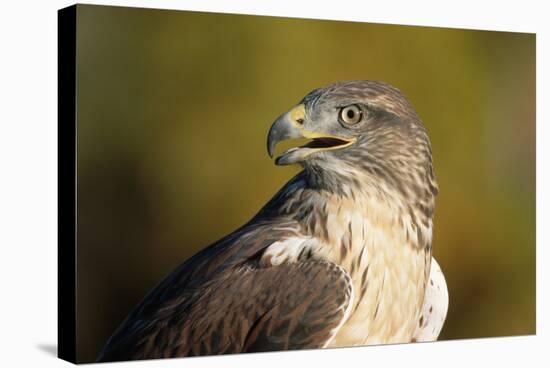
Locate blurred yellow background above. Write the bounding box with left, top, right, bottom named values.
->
left=75, top=4, right=535, bottom=363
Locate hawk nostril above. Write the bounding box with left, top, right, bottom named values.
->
left=296, top=118, right=304, bottom=125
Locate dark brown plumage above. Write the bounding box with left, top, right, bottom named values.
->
left=97, top=223, right=352, bottom=361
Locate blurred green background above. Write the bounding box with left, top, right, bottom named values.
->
left=75, top=4, right=535, bottom=363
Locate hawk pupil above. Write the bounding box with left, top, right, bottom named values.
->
left=347, top=109, right=355, bottom=119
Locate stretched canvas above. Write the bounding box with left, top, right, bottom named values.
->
left=58, top=4, right=536, bottom=364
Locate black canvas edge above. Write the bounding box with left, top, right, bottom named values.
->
left=58, top=4, right=77, bottom=364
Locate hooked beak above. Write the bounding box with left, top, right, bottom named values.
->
left=267, top=104, right=356, bottom=165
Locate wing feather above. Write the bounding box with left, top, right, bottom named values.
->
left=97, top=223, right=352, bottom=361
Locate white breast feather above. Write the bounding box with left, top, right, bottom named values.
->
left=413, top=257, right=448, bottom=342
left=261, top=236, right=448, bottom=344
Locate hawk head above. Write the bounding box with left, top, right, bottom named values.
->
left=267, top=80, right=438, bottom=202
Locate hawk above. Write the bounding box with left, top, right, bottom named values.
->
left=97, top=80, right=448, bottom=362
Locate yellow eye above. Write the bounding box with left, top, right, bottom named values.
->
left=340, top=105, right=363, bottom=125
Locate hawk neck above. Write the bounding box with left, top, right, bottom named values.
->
left=259, top=170, right=434, bottom=252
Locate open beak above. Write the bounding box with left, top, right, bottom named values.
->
left=267, top=104, right=356, bottom=165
